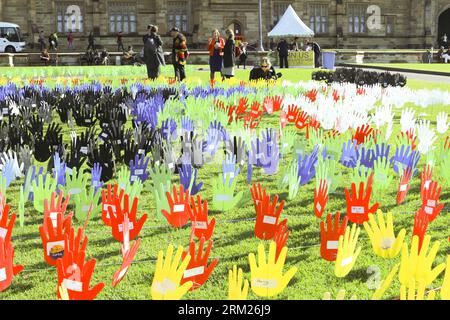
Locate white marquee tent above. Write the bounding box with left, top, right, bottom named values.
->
left=268, top=5, right=315, bottom=38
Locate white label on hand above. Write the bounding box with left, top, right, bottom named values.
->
left=101, top=133, right=108, bottom=138
left=135, top=169, right=144, bottom=175
left=0, top=268, right=6, bottom=281
left=0, top=227, right=7, bottom=239
left=154, top=278, right=176, bottom=294
left=118, top=222, right=134, bottom=232
left=255, top=153, right=263, bottom=159
left=226, top=172, right=235, bottom=179
left=425, top=206, right=433, bottom=215
left=263, top=215, right=276, bottom=225
left=380, top=237, right=395, bottom=250
left=138, top=149, right=146, bottom=155
left=82, top=205, right=90, bottom=212
left=215, top=194, right=231, bottom=202
left=47, top=240, right=65, bottom=255
left=173, top=204, right=185, bottom=213
left=130, top=175, right=137, bottom=182
left=427, top=200, right=436, bottom=208
left=155, top=160, right=160, bottom=166
left=80, top=147, right=88, bottom=154
left=252, top=278, right=277, bottom=288
left=103, top=204, right=116, bottom=217
left=168, top=163, right=174, bottom=169
left=399, top=184, right=408, bottom=192
left=183, top=266, right=205, bottom=278
left=351, top=206, right=365, bottom=214
left=63, top=279, right=83, bottom=292
left=68, top=188, right=82, bottom=195
left=283, top=143, right=289, bottom=148
left=326, top=241, right=339, bottom=250
left=424, top=180, right=431, bottom=190
left=117, top=266, right=129, bottom=281
left=49, top=212, right=59, bottom=228
left=315, top=202, right=322, bottom=213
left=208, top=144, right=215, bottom=151
left=194, top=221, right=207, bottom=230
left=341, top=256, right=353, bottom=267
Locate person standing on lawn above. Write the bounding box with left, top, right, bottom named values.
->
left=277, top=38, right=289, bottom=68
left=207, top=29, right=225, bottom=81
left=143, top=25, right=165, bottom=79
left=222, top=28, right=236, bottom=80
left=117, top=31, right=125, bottom=52
left=170, top=27, right=188, bottom=82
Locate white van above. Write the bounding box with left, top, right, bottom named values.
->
left=0, top=22, right=26, bottom=53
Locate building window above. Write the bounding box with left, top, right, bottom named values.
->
left=273, top=2, right=290, bottom=25
left=386, top=16, right=395, bottom=35
left=56, top=3, right=84, bottom=33
left=348, top=4, right=366, bottom=34
left=227, top=21, right=242, bottom=37
left=109, top=3, right=137, bottom=34
left=309, top=4, right=328, bottom=34
left=167, top=1, right=188, bottom=33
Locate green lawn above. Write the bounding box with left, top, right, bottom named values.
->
left=0, top=66, right=449, bottom=300
left=364, top=63, right=450, bottom=73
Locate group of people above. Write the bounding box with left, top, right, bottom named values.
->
left=276, top=38, right=322, bottom=68
left=82, top=48, right=110, bottom=66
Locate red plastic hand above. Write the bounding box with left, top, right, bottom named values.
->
left=101, top=184, right=125, bottom=226
left=420, top=165, right=433, bottom=202
left=162, top=184, right=192, bottom=228
left=397, top=167, right=413, bottom=204
left=181, top=237, right=218, bottom=291
left=254, top=193, right=286, bottom=240
left=250, top=101, right=263, bottom=118
left=112, top=238, right=141, bottom=287
left=272, top=95, right=283, bottom=112
left=56, top=252, right=105, bottom=300
left=39, top=213, right=73, bottom=266
left=250, top=183, right=268, bottom=213
left=273, top=221, right=289, bottom=262
left=0, top=238, right=24, bottom=292
left=344, top=174, right=379, bottom=224
left=43, top=191, right=72, bottom=235
left=286, top=104, right=299, bottom=123
left=190, top=195, right=215, bottom=241
left=0, top=204, right=16, bottom=244
left=353, top=124, right=373, bottom=145
left=320, top=212, right=348, bottom=262
left=412, top=209, right=429, bottom=254
left=305, top=89, right=318, bottom=102
left=227, top=105, right=236, bottom=124
left=295, top=111, right=309, bottom=130
left=263, top=97, right=274, bottom=114
left=109, top=195, right=147, bottom=242
left=420, top=181, right=444, bottom=223
left=314, top=179, right=328, bottom=219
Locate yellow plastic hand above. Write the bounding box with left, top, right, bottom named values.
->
left=371, top=263, right=399, bottom=300
left=441, top=256, right=450, bottom=300
left=400, top=279, right=436, bottom=300
left=150, top=244, right=193, bottom=300
left=58, top=283, right=70, bottom=300
left=248, top=241, right=297, bottom=297
left=334, top=223, right=361, bottom=277
left=323, top=289, right=357, bottom=300
left=363, top=210, right=405, bottom=259
left=399, top=235, right=446, bottom=287
left=228, top=265, right=249, bottom=300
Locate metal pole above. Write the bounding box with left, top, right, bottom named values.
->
left=258, top=0, right=265, bottom=51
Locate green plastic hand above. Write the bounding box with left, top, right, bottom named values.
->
left=212, top=174, right=243, bottom=211
left=372, top=157, right=394, bottom=200
left=32, top=174, right=59, bottom=213
left=73, top=186, right=101, bottom=222
left=65, top=167, right=89, bottom=198
left=287, top=160, right=301, bottom=200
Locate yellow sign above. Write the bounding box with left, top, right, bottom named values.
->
left=276, top=51, right=315, bottom=68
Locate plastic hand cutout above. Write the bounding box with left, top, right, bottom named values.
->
left=39, top=213, right=72, bottom=266
left=420, top=165, right=433, bottom=201
left=190, top=195, right=215, bottom=241
left=320, top=212, right=348, bottom=262
left=344, top=174, right=379, bottom=224
left=399, top=235, right=446, bottom=287
left=396, top=167, right=413, bottom=204
left=334, top=223, right=361, bottom=277
left=273, top=222, right=289, bottom=262
left=314, top=179, right=328, bottom=219
left=181, top=237, right=218, bottom=291
left=101, top=184, right=125, bottom=226
left=161, top=184, right=192, bottom=228
left=0, top=204, right=16, bottom=244
left=150, top=244, right=192, bottom=300
left=400, top=279, right=436, bottom=300
left=0, top=238, right=24, bottom=292
left=112, top=238, right=141, bottom=287
left=371, top=264, right=399, bottom=300
left=363, top=210, right=405, bottom=259
left=248, top=242, right=297, bottom=297
left=420, top=181, right=444, bottom=223
left=212, top=175, right=243, bottom=212
left=228, top=265, right=249, bottom=300
left=441, top=256, right=450, bottom=300
left=109, top=194, right=147, bottom=242
left=32, top=173, right=59, bottom=213
left=254, top=193, right=286, bottom=240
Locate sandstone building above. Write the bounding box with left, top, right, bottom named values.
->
left=1, top=0, right=449, bottom=50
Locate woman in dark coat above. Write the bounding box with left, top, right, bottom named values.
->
left=207, top=29, right=225, bottom=81
left=143, top=25, right=165, bottom=80
left=222, top=29, right=235, bottom=80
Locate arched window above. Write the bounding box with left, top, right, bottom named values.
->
left=227, top=21, right=242, bottom=37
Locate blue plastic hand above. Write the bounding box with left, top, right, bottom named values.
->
left=129, top=154, right=151, bottom=184
left=179, top=163, right=193, bottom=190
left=189, top=168, right=203, bottom=196
left=161, top=118, right=177, bottom=141
left=208, top=120, right=226, bottom=141
left=390, top=145, right=420, bottom=176
left=222, top=154, right=241, bottom=184
left=340, top=139, right=359, bottom=168
left=373, top=143, right=391, bottom=163
left=1, top=159, right=15, bottom=190
left=297, top=146, right=319, bottom=185
left=204, top=126, right=220, bottom=156
left=359, top=146, right=374, bottom=169
left=53, top=153, right=66, bottom=191
left=181, top=116, right=194, bottom=134
left=91, top=162, right=104, bottom=195
left=260, top=140, right=280, bottom=175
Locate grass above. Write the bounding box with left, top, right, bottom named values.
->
left=0, top=65, right=449, bottom=300
left=363, top=63, right=450, bottom=73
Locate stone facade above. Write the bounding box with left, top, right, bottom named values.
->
left=1, top=0, right=450, bottom=51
